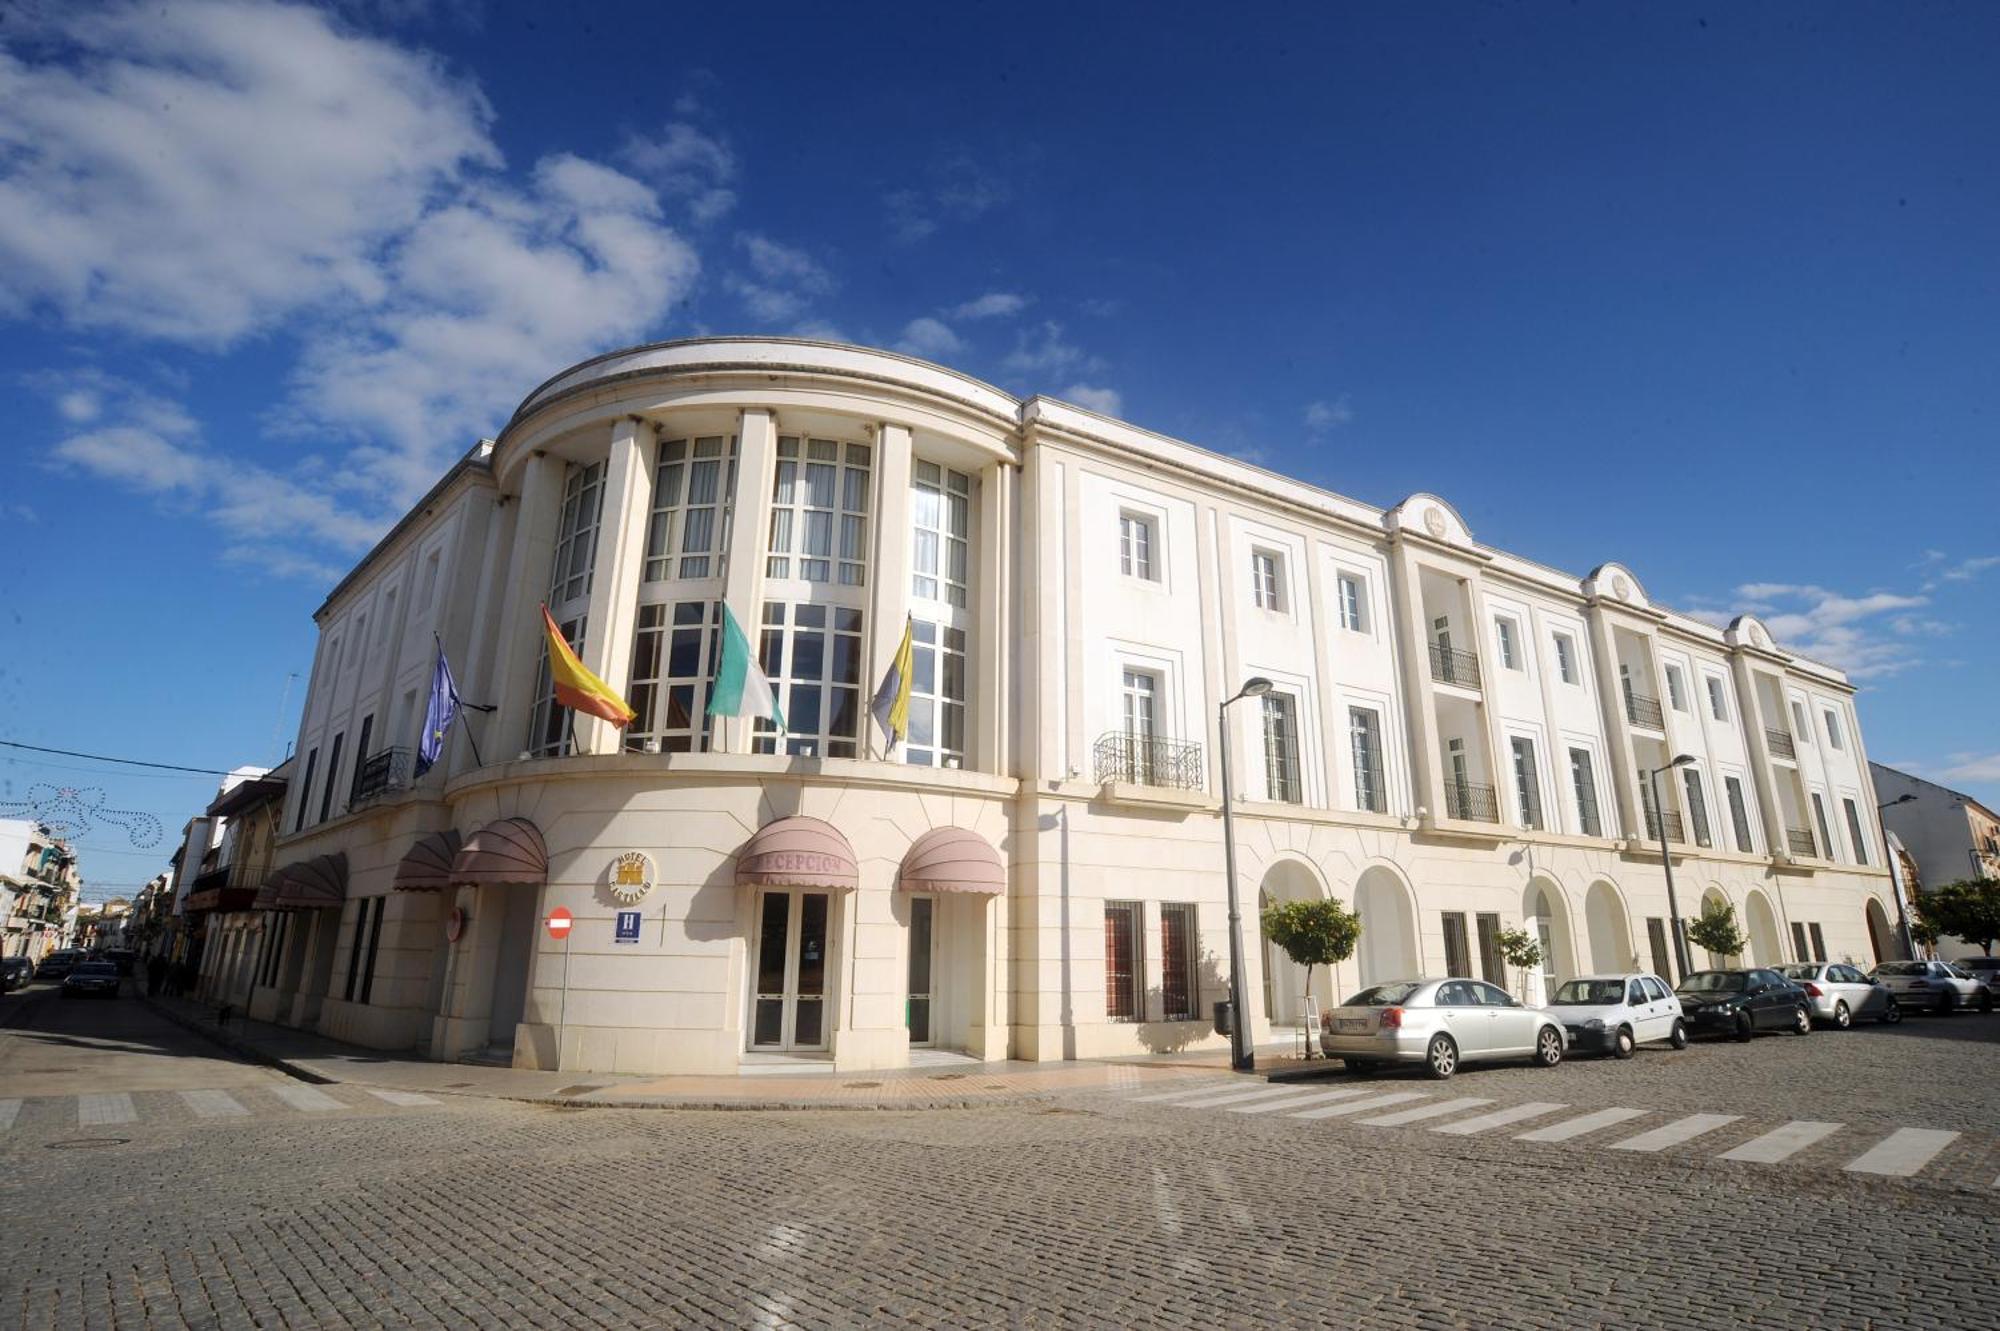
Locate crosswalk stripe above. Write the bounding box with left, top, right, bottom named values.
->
left=365, top=1088, right=440, bottom=1107
left=1289, top=1090, right=1429, bottom=1120
left=179, top=1089, right=250, bottom=1119
left=270, top=1084, right=345, bottom=1113
left=1172, top=1085, right=1315, bottom=1110
left=77, top=1093, right=136, bottom=1127
left=1609, top=1113, right=1741, bottom=1153
left=1718, top=1120, right=1842, bottom=1164
left=1516, top=1106, right=1648, bottom=1143
left=1432, top=1102, right=1567, bottom=1136
left=0, top=1099, right=19, bottom=1131
left=1359, top=1097, right=1492, bottom=1127
left=1128, top=1081, right=1240, bottom=1104
left=1843, top=1128, right=1959, bottom=1178
left=1228, top=1087, right=1376, bottom=1115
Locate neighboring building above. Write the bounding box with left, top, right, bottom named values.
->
left=1, top=818, right=81, bottom=961
left=244, top=337, right=1902, bottom=1076
left=73, top=898, right=133, bottom=950
left=1871, top=762, right=2000, bottom=955
left=186, top=763, right=289, bottom=1007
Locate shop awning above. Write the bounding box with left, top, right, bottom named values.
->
left=252, top=868, right=287, bottom=911
left=393, top=829, right=465, bottom=892
left=451, top=817, right=547, bottom=887
left=183, top=885, right=261, bottom=914
left=736, top=816, right=858, bottom=891
left=274, top=852, right=348, bottom=910
left=897, top=827, right=1005, bottom=895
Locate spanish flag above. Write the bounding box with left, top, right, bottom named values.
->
left=869, top=615, right=915, bottom=749
left=540, top=605, right=636, bottom=726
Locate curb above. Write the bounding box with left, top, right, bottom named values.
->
left=137, top=993, right=334, bottom=1085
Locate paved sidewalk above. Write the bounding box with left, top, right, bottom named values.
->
left=139, top=992, right=1250, bottom=1110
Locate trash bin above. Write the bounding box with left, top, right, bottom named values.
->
left=1212, top=999, right=1233, bottom=1038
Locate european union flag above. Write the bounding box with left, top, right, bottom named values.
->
left=414, top=641, right=461, bottom=778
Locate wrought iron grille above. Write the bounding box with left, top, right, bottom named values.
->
left=1625, top=692, right=1665, bottom=730
left=1093, top=731, right=1205, bottom=790
left=1765, top=728, right=1797, bottom=760
left=351, top=747, right=413, bottom=804
left=1428, top=643, right=1482, bottom=689
left=1645, top=808, right=1688, bottom=843
left=1786, top=827, right=1819, bottom=857
left=1444, top=781, right=1500, bottom=823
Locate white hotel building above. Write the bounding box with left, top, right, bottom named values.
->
left=246, top=337, right=1904, bottom=1075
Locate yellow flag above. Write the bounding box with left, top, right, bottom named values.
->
left=541, top=605, right=636, bottom=726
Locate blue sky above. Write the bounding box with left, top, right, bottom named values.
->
left=3, top=2, right=1997, bottom=899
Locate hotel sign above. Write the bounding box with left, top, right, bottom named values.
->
left=608, top=851, right=655, bottom=905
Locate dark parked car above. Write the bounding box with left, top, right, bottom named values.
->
left=35, top=949, right=87, bottom=980
left=1, top=956, right=33, bottom=992
left=101, top=948, right=138, bottom=976
left=1674, top=969, right=1813, bottom=1041
left=61, top=961, right=122, bottom=999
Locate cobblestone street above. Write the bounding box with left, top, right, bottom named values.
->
left=4, top=988, right=1998, bottom=1328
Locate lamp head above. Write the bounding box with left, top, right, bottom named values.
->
left=1670, top=753, right=1698, bottom=769
left=1235, top=677, right=1275, bottom=701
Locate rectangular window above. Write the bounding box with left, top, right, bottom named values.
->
left=1725, top=776, right=1755, bottom=853
left=1261, top=692, right=1302, bottom=804
left=341, top=898, right=368, bottom=1002
left=1790, top=921, right=1810, bottom=962
left=1475, top=912, right=1505, bottom=986
left=1665, top=664, right=1689, bottom=713
left=1682, top=767, right=1712, bottom=848
left=1808, top=923, right=1827, bottom=962
left=767, top=437, right=871, bottom=585
left=1811, top=792, right=1835, bottom=860
left=357, top=897, right=386, bottom=1005
left=1337, top=573, right=1366, bottom=632
left=1160, top=903, right=1198, bottom=1022
left=1441, top=912, right=1472, bottom=978
left=625, top=602, right=720, bottom=753
left=1842, top=799, right=1869, bottom=865
left=910, top=460, right=971, bottom=607
left=350, top=616, right=367, bottom=671
left=1553, top=633, right=1577, bottom=684
left=1104, top=902, right=1142, bottom=1021
left=1348, top=707, right=1386, bottom=813
left=318, top=732, right=345, bottom=824
left=752, top=603, right=865, bottom=758
left=904, top=621, right=967, bottom=769
left=1647, top=918, right=1674, bottom=982
left=1496, top=617, right=1520, bottom=671
left=1251, top=549, right=1285, bottom=612
left=527, top=614, right=586, bottom=758
left=1706, top=676, right=1729, bottom=722
left=419, top=549, right=441, bottom=611
left=1791, top=700, right=1812, bottom=743
left=1569, top=747, right=1602, bottom=837
left=348, top=715, right=375, bottom=802
left=379, top=590, right=397, bottom=649
left=1824, top=708, right=1844, bottom=751
left=1510, top=737, right=1543, bottom=830
left=1119, top=511, right=1156, bottom=581
left=644, top=436, right=736, bottom=581
left=548, top=461, right=607, bottom=608
left=293, top=748, right=318, bottom=833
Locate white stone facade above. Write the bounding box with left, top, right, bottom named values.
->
left=247, top=337, right=1903, bottom=1076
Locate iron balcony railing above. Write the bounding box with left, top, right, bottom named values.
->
left=1644, top=808, right=1688, bottom=844
left=1765, top=728, right=1797, bottom=761
left=1444, top=781, right=1500, bottom=823
left=1625, top=692, right=1665, bottom=730
left=1428, top=643, right=1482, bottom=689
left=1786, top=827, right=1819, bottom=858
left=1093, top=731, right=1205, bottom=791
left=351, top=747, right=414, bottom=804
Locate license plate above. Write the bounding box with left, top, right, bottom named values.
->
left=1336, top=1019, right=1368, bottom=1033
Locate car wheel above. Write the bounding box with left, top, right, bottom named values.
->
left=1613, top=1026, right=1636, bottom=1060
left=1669, top=1019, right=1689, bottom=1049
left=1533, top=1026, right=1564, bottom=1068
left=1935, top=991, right=1954, bottom=1016
left=1733, top=1013, right=1754, bottom=1043
left=1423, top=1035, right=1458, bottom=1080
left=1832, top=1000, right=1851, bottom=1030
left=1980, top=991, right=1994, bottom=1015
left=1882, top=999, right=1902, bottom=1025
left=1791, top=1005, right=1812, bottom=1036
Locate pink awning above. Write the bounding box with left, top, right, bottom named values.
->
left=451, top=818, right=547, bottom=887
left=393, top=829, right=464, bottom=893
left=736, top=816, right=857, bottom=890
left=274, top=852, right=347, bottom=910
left=897, top=827, right=1004, bottom=895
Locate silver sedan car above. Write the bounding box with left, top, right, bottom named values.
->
left=1869, top=960, right=1993, bottom=1015
left=1776, top=962, right=1900, bottom=1027
left=1318, top=977, right=1569, bottom=1080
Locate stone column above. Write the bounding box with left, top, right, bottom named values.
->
left=576, top=417, right=655, bottom=756
left=486, top=452, right=565, bottom=761
left=972, top=460, right=1008, bottom=774
left=1583, top=606, right=1643, bottom=841
left=716, top=409, right=776, bottom=754
left=1387, top=541, right=1445, bottom=821
left=1731, top=654, right=1788, bottom=855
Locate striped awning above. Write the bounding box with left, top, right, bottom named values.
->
left=736, top=816, right=857, bottom=891
left=273, top=852, right=348, bottom=910
left=897, top=827, right=1004, bottom=895
left=451, top=817, right=547, bottom=887
left=393, top=829, right=464, bottom=893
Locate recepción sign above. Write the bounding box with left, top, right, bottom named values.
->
left=613, top=910, right=642, bottom=945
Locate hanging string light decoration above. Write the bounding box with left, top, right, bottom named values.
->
left=0, top=784, right=164, bottom=848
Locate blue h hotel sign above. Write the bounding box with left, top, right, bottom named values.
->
left=613, top=910, right=642, bottom=945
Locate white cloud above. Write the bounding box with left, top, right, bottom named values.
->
left=1941, top=555, right=2000, bottom=583
left=57, top=391, right=100, bottom=423
left=617, top=121, right=737, bottom=224
left=1937, top=752, right=2000, bottom=784
left=950, top=292, right=1027, bottom=321
left=219, top=543, right=346, bottom=585
left=885, top=153, right=1010, bottom=243
left=1304, top=397, right=1353, bottom=435
left=1003, top=321, right=1098, bottom=377
left=728, top=234, right=833, bottom=327
left=1061, top=383, right=1123, bottom=416
left=894, top=316, right=963, bottom=360
left=1711, top=582, right=1934, bottom=679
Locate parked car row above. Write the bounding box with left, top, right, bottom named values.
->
left=1317, top=957, right=1989, bottom=1080
left=3, top=947, right=134, bottom=996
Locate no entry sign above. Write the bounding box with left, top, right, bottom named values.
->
left=545, top=907, right=574, bottom=940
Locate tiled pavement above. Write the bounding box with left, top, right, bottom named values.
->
left=2, top=1083, right=441, bottom=1135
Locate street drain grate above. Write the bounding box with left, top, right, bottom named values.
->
left=554, top=1084, right=607, bottom=1097
left=928, top=1073, right=966, bottom=1081
left=443, top=1082, right=475, bottom=1089
left=842, top=1081, right=882, bottom=1089
left=46, top=1138, right=128, bottom=1150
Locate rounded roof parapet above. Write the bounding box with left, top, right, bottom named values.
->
left=1384, top=493, right=1473, bottom=547
left=1725, top=613, right=1777, bottom=653
left=1583, top=561, right=1650, bottom=609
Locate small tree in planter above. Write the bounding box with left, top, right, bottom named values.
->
left=1260, top=897, right=1362, bottom=1056
left=1909, top=917, right=1941, bottom=960
left=1917, top=880, right=2000, bottom=957
left=1687, top=898, right=1747, bottom=964
left=1495, top=927, right=1543, bottom=1002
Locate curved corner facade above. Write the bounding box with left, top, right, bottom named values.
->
left=227, top=336, right=1905, bottom=1076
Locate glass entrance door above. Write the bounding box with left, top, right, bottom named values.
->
left=906, top=896, right=935, bottom=1046
left=751, top=890, right=831, bottom=1051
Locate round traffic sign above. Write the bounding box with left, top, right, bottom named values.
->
left=545, top=907, right=574, bottom=940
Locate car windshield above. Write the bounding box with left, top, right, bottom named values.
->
left=1550, top=979, right=1625, bottom=1005
left=1677, top=972, right=1746, bottom=993
left=73, top=963, right=117, bottom=977
left=1873, top=962, right=1929, bottom=976
left=1777, top=965, right=1819, bottom=980
left=1343, top=982, right=1421, bottom=1007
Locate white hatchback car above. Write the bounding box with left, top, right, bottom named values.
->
left=1544, top=973, right=1687, bottom=1058
left=1870, top=960, right=1993, bottom=1015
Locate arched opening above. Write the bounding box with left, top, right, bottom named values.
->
left=1865, top=898, right=1896, bottom=963
left=1258, top=859, right=1332, bottom=1038
left=1744, top=890, right=1784, bottom=968
left=1698, top=887, right=1734, bottom=969
left=1523, top=878, right=1575, bottom=1005
left=1354, top=865, right=1420, bottom=988
left=1583, top=880, right=1633, bottom=974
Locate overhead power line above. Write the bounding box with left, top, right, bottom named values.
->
left=0, top=739, right=238, bottom=778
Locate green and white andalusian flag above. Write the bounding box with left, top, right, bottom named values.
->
left=705, top=603, right=787, bottom=730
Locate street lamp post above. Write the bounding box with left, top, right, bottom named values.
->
left=1218, top=676, right=1274, bottom=1072
left=1647, top=754, right=1699, bottom=979
left=1876, top=793, right=1918, bottom=959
